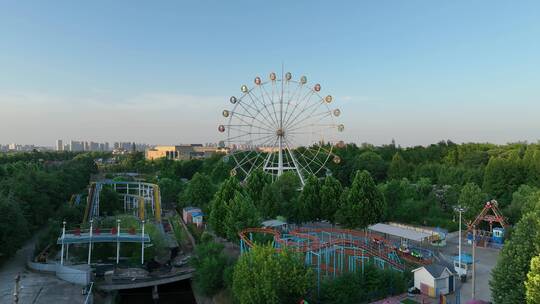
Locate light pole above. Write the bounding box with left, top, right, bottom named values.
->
left=454, top=206, right=466, bottom=276
left=88, top=219, right=93, bottom=265
left=116, top=219, right=121, bottom=264
left=141, top=220, right=145, bottom=265
left=61, top=220, right=66, bottom=265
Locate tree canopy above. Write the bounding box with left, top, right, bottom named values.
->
left=232, top=245, right=314, bottom=304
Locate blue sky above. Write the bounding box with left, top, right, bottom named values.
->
left=0, top=1, right=539, bottom=146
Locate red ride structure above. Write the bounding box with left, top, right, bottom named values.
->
left=466, top=200, right=508, bottom=247
left=238, top=226, right=434, bottom=293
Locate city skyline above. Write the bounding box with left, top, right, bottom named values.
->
left=1, top=1, right=540, bottom=146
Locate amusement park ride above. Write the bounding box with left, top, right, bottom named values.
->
left=218, top=71, right=345, bottom=186
left=238, top=226, right=434, bottom=292
left=466, top=200, right=507, bottom=248
left=83, top=181, right=163, bottom=223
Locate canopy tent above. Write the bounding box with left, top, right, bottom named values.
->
left=368, top=223, right=434, bottom=242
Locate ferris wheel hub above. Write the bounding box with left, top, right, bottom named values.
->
left=276, top=128, right=285, bottom=137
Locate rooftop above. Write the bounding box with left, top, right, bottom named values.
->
left=368, top=223, right=434, bottom=242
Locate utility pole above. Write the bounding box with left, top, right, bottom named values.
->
left=13, top=273, right=20, bottom=304
left=141, top=220, right=145, bottom=265
left=87, top=219, right=93, bottom=265
left=61, top=220, right=66, bottom=265
left=472, top=226, right=476, bottom=300
left=116, top=219, right=121, bottom=264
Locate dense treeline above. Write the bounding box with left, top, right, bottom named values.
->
left=0, top=153, right=98, bottom=262
left=121, top=141, right=540, bottom=231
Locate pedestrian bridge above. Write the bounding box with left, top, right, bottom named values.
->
left=57, top=230, right=150, bottom=245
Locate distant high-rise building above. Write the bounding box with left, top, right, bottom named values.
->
left=56, top=139, right=63, bottom=151
left=69, top=140, right=84, bottom=152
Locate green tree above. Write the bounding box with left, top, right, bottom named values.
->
left=458, top=182, right=488, bottom=222
left=320, top=176, right=343, bottom=222
left=99, top=187, right=122, bottom=216
left=355, top=151, right=387, bottom=182
left=209, top=177, right=241, bottom=237
left=490, top=212, right=540, bottom=304
left=245, top=169, right=268, bottom=206
left=190, top=241, right=229, bottom=296
left=506, top=185, right=540, bottom=224
left=526, top=255, right=540, bottom=304
left=336, top=170, right=386, bottom=228
left=224, top=191, right=260, bottom=241
left=232, top=245, right=314, bottom=304
left=523, top=146, right=540, bottom=187
left=483, top=155, right=525, bottom=206
left=296, top=175, right=321, bottom=223
left=158, top=177, right=183, bottom=203
left=181, top=172, right=214, bottom=209
left=388, top=152, right=409, bottom=180
left=260, top=182, right=281, bottom=219
left=0, top=194, right=29, bottom=261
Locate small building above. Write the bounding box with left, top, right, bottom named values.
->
left=412, top=263, right=456, bottom=297
left=182, top=207, right=202, bottom=224
left=191, top=212, right=204, bottom=228
left=261, top=219, right=288, bottom=231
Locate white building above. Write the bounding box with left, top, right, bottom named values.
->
left=412, top=263, right=456, bottom=297
left=56, top=140, right=63, bottom=151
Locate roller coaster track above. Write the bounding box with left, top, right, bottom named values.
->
left=238, top=227, right=416, bottom=271
left=83, top=181, right=162, bottom=223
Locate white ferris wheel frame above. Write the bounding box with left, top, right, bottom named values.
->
left=219, top=72, right=344, bottom=186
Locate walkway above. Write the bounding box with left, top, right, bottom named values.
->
left=0, top=234, right=86, bottom=304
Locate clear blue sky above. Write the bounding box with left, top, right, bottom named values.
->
left=1, top=1, right=539, bottom=146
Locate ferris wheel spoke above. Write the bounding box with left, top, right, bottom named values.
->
left=282, top=89, right=315, bottom=128
left=287, top=122, right=337, bottom=135
left=298, top=146, right=327, bottom=173
left=284, top=97, right=325, bottom=130
left=258, top=85, right=280, bottom=128
left=236, top=100, right=276, bottom=131
left=285, top=134, right=329, bottom=170
left=247, top=90, right=279, bottom=128
left=230, top=112, right=274, bottom=133
left=283, top=93, right=320, bottom=131
left=282, top=82, right=303, bottom=130
left=226, top=131, right=274, bottom=142
left=283, top=139, right=310, bottom=182
left=285, top=110, right=333, bottom=131
left=283, top=137, right=317, bottom=178
left=244, top=136, right=280, bottom=177
left=233, top=135, right=277, bottom=171
left=230, top=111, right=273, bottom=131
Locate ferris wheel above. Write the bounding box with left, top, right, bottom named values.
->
left=218, top=71, right=344, bottom=186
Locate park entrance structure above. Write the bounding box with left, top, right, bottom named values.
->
left=238, top=227, right=409, bottom=292
left=218, top=71, right=345, bottom=186
left=467, top=200, right=508, bottom=248
left=83, top=181, right=162, bottom=223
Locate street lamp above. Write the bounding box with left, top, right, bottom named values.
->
left=141, top=220, right=146, bottom=265
left=453, top=206, right=466, bottom=277
left=61, top=220, right=66, bottom=265
left=88, top=219, right=94, bottom=265
left=116, top=219, right=121, bottom=264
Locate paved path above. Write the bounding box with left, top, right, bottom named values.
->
left=442, top=231, right=498, bottom=303
left=0, top=234, right=86, bottom=304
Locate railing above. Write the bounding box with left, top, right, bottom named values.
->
left=84, top=282, right=94, bottom=304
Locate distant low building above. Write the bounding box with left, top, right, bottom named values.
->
left=145, top=144, right=220, bottom=161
